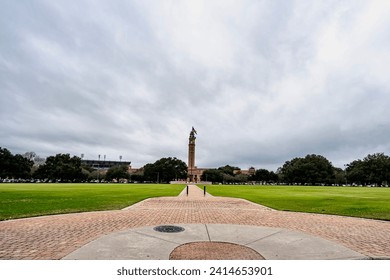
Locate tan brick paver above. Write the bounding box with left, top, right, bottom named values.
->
left=0, top=185, right=389, bottom=259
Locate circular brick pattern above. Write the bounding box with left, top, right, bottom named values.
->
left=169, top=242, right=265, bottom=260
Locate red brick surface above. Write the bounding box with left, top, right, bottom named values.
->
left=169, top=242, right=265, bottom=260
left=0, top=185, right=389, bottom=259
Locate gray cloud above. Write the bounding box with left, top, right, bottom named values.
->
left=1, top=0, right=390, bottom=170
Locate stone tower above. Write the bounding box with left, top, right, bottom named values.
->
left=188, top=127, right=197, bottom=182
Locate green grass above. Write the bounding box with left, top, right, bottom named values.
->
left=203, top=185, right=390, bottom=221
left=2, top=183, right=390, bottom=222
left=0, top=183, right=184, bottom=221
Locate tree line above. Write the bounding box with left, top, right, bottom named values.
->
left=1, top=147, right=390, bottom=186
left=0, top=147, right=188, bottom=183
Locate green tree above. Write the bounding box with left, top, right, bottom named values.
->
left=0, top=147, right=33, bottom=179
left=278, top=154, right=335, bottom=185
left=346, top=159, right=365, bottom=185
left=333, top=167, right=346, bottom=185
left=130, top=173, right=144, bottom=182
left=12, top=154, right=34, bottom=179
left=143, top=157, right=187, bottom=183
left=218, top=165, right=240, bottom=176
left=253, top=169, right=271, bottom=182
left=346, top=153, right=390, bottom=186
left=234, top=173, right=249, bottom=183
left=278, top=158, right=301, bottom=184
left=0, top=147, right=15, bottom=178
left=251, top=169, right=279, bottom=184
left=269, top=171, right=279, bottom=182
left=201, top=169, right=224, bottom=183
left=105, top=165, right=129, bottom=182
left=34, top=154, right=84, bottom=182
left=364, top=153, right=390, bottom=186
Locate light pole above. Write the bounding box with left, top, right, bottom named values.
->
left=98, top=154, right=101, bottom=182
left=344, top=164, right=348, bottom=186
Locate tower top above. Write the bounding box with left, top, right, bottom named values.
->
left=189, top=126, right=197, bottom=142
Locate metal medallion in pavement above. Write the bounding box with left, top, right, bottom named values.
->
left=153, top=225, right=185, bottom=233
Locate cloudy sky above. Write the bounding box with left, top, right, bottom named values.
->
left=1, top=0, right=390, bottom=171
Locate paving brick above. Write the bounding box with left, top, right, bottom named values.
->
left=169, top=241, right=265, bottom=260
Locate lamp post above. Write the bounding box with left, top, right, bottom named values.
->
left=98, top=154, right=101, bottom=182
left=344, top=164, right=348, bottom=186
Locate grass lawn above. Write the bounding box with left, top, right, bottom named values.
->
left=203, top=185, right=390, bottom=221
left=0, top=183, right=184, bottom=221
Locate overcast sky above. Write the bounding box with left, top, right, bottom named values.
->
left=1, top=0, right=390, bottom=171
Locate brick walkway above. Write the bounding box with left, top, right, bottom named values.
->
left=0, top=185, right=389, bottom=259
left=169, top=242, right=265, bottom=260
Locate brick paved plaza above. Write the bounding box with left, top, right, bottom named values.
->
left=0, top=185, right=389, bottom=259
